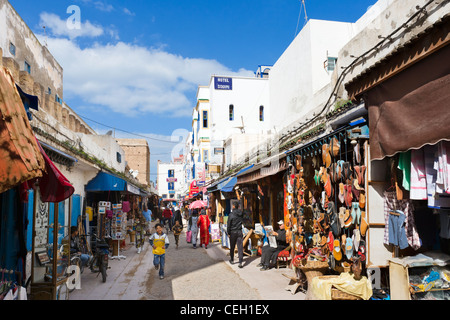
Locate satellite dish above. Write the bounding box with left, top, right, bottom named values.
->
left=106, top=130, right=113, bottom=136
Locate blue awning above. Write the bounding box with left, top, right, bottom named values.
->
left=219, top=164, right=255, bottom=193
left=207, top=165, right=255, bottom=193
left=85, top=171, right=127, bottom=192
left=207, top=177, right=229, bottom=193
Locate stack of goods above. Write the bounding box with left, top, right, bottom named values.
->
left=287, top=136, right=369, bottom=276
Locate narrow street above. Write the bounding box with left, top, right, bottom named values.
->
left=69, top=221, right=305, bottom=300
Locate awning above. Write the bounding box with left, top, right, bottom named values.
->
left=36, top=139, right=75, bottom=203
left=38, top=140, right=78, bottom=164
left=346, top=16, right=450, bottom=160
left=0, top=67, right=45, bottom=194
left=219, top=164, right=255, bottom=193
left=126, top=183, right=141, bottom=195
left=366, top=42, right=450, bottom=160
left=237, top=156, right=287, bottom=185
left=85, top=171, right=127, bottom=192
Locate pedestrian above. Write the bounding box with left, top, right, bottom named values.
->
left=142, top=205, right=152, bottom=236
left=197, top=208, right=211, bottom=249
left=188, top=209, right=199, bottom=249
left=227, top=202, right=244, bottom=268
left=149, top=223, right=170, bottom=280
left=259, top=220, right=287, bottom=271
left=173, top=206, right=183, bottom=227
left=172, top=220, right=183, bottom=249
left=162, top=206, right=173, bottom=232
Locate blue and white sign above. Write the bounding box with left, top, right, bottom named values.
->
left=214, top=77, right=233, bottom=90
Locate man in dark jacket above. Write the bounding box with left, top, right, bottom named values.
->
left=227, top=202, right=244, bottom=268
left=259, top=220, right=287, bottom=271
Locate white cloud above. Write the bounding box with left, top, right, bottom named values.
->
left=38, top=35, right=254, bottom=118
left=40, top=12, right=104, bottom=39
left=123, top=8, right=135, bottom=16
left=80, top=0, right=114, bottom=12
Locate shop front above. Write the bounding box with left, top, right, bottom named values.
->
left=344, top=15, right=450, bottom=300
left=85, top=171, right=144, bottom=259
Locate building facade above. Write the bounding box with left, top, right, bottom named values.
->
left=157, top=159, right=185, bottom=201
left=116, top=138, right=151, bottom=186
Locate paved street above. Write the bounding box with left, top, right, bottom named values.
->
left=69, top=221, right=305, bottom=300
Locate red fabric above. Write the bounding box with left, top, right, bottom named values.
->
left=278, top=250, right=290, bottom=258
left=197, top=214, right=210, bottom=246
left=163, top=208, right=172, bottom=218
left=35, top=139, right=74, bottom=203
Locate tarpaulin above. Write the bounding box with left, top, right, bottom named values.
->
left=0, top=67, right=45, bottom=193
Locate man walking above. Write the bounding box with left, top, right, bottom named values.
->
left=227, top=202, right=244, bottom=268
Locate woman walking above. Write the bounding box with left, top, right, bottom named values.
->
left=188, top=210, right=199, bottom=249
left=197, top=209, right=211, bottom=249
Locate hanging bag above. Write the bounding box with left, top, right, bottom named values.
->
left=186, top=230, right=192, bottom=243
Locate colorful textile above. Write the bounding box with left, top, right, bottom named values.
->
left=410, top=148, right=427, bottom=200
left=398, top=151, right=411, bottom=191
left=383, top=191, right=421, bottom=250
left=197, top=214, right=211, bottom=246
left=425, top=145, right=450, bottom=209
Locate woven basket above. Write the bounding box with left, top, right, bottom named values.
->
left=299, top=260, right=329, bottom=283
left=331, top=287, right=362, bottom=300
left=299, top=260, right=329, bottom=271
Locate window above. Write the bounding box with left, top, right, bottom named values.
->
left=24, top=61, right=31, bottom=74
left=168, top=182, right=174, bottom=190
left=168, top=169, right=174, bottom=177
left=326, top=57, right=337, bottom=72
left=47, top=87, right=52, bottom=95
left=229, top=104, right=234, bottom=121
left=259, top=106, right=264, bottom=121
left=9, top=42, right=16, bottom=56
left=162, top=194, right=167, bottom=199
left=202, top=110, right=208, bottom=128
left=116, top=152, right=122, bottom=163
left=55, top=94, right=62, bottom=104
left=203, top=149, right=209, bottom=162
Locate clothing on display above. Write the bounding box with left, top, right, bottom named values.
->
left=424, top=144, right=450, bottom=209
left=410, top=148, right=427, bottom=200
left=383, top=191, right=421, bottom=250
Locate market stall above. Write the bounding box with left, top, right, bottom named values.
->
left=284, top=120, right=372, bottom=299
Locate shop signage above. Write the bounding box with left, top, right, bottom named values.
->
left=169, top=191, right=175, bottom=194
left=166, top=177, right=177, bottom=182
left=214, top=77, right=233, bottom=90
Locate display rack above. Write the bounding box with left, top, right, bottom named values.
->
left=29, top=188, right=72, bottom=300
left=110, top=203, right=126, bottom=260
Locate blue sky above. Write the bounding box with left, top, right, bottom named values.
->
left=9, top=0, right=376, bottom=181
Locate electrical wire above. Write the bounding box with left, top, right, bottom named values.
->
left=77, top=114, right=180, bottom=144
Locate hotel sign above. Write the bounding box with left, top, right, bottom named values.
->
left=214, top=77, right=233, bottom=90
left=166, top=178, right=177, bottom=182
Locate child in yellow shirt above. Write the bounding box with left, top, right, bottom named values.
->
left=149, top=223, right=170, bottom=279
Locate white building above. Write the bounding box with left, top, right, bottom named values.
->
left=157, top=159, right=185, bottom=201
left=269, top=19, right=358, bottom=133
left=207, top=74, right=272, bottom=171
